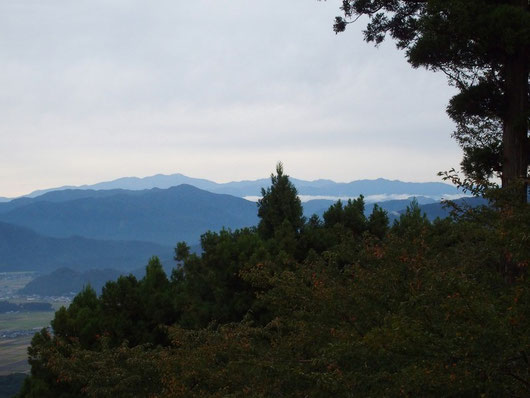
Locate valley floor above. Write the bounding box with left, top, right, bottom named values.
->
left=0, top=273, right=69, bottom=376
left=0, top=336, right=32, bottom=375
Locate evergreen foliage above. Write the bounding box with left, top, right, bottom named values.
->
left=257, top=163, right=304, bottom=240
left=15, top=167, right=529, bottom=397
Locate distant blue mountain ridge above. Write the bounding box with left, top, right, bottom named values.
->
left=0, top=185, right=259, bottom=246
left=0, top=185, right=257, bottom=277
left=0, top=221, right=173, bottom=273
left=0, top=181, right=485, bottom=298
left=6, top=191, right=488, bottom=297
left=0, top=182, right=480, bottom=251
left=16, top=173, right=461, bottom=200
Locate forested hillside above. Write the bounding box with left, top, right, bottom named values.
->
left=15, top=166, right=529, bottom=397
left=0, top=222, right=172, bottom=273
left=0, top=185, right=258, bottom=246
left=18, top=268, right=123, bottom=296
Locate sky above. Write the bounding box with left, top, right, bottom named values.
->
left=0, top=0, right=462, bottom=198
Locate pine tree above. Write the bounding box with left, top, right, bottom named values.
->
left=257, top=163, right=304, bottom=239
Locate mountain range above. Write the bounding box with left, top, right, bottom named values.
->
left=6, top=193, right=488, bottom=297
left=0, top=185, right=259, bottom=246
left=0, top=173, right=473, bottom=296
left=0, top=183, right=468, bottom=254
left=0, top=221, right=172, bottom=273
left=19, top=173, right=461, bottom=200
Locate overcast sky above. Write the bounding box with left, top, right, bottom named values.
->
left=0, top=0, right=461, bottom=197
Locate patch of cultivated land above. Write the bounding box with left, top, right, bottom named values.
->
left=0, top=336, right=32, bottom=375
left=0, top=272, right=36, bottom=298
left=0, top=311, right=56, bottom=375
left=0, top=272, right=69, bottom=375
left=0, top=311, right=54, bottom=332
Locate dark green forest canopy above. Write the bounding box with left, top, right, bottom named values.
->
left=257, top=162, right=304, bottom=240
left=334, top=0, right=529, bottom=200
left=15, top=166, right=530, bottom=397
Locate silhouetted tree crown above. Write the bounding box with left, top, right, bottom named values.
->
left=257, top=163, right=304, bottom=239
left=334, top=0, right=529, bottom=201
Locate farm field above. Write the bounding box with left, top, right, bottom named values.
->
left=0, top=311, right=56, bottom=376
left=0, top=273, right=67, bottom=377
left=0, top=311, right=54, bottom=333
left=0, top=336, right=32, bottom=375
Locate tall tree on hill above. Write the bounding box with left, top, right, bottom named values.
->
left=257, top=163, right=304, bottom=240
left=334, top=0, right=529, bottom=201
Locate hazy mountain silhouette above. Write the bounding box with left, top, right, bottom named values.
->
left=0, top=189, right=137, bottom=214
left=0, top=221, right=172, bottom=273
left=18, top=267, right=123, bottom=296
left=0, top=185, right=259, bottom=246
left=411, top=197, right=490, bottom=221
left=291, top=178, right=459, bottom=197
left=20, top=173, right=460, bottom=199
left=25, top=174, right=220, bottom=198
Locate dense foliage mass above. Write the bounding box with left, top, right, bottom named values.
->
left=15, top=166, right=529, bottom=397
left=0, top=374, right=26, bottom=398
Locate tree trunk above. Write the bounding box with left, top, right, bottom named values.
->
left=501, top=1, right=529, bottom=203
left=502, top=56, right=529, bottom=201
